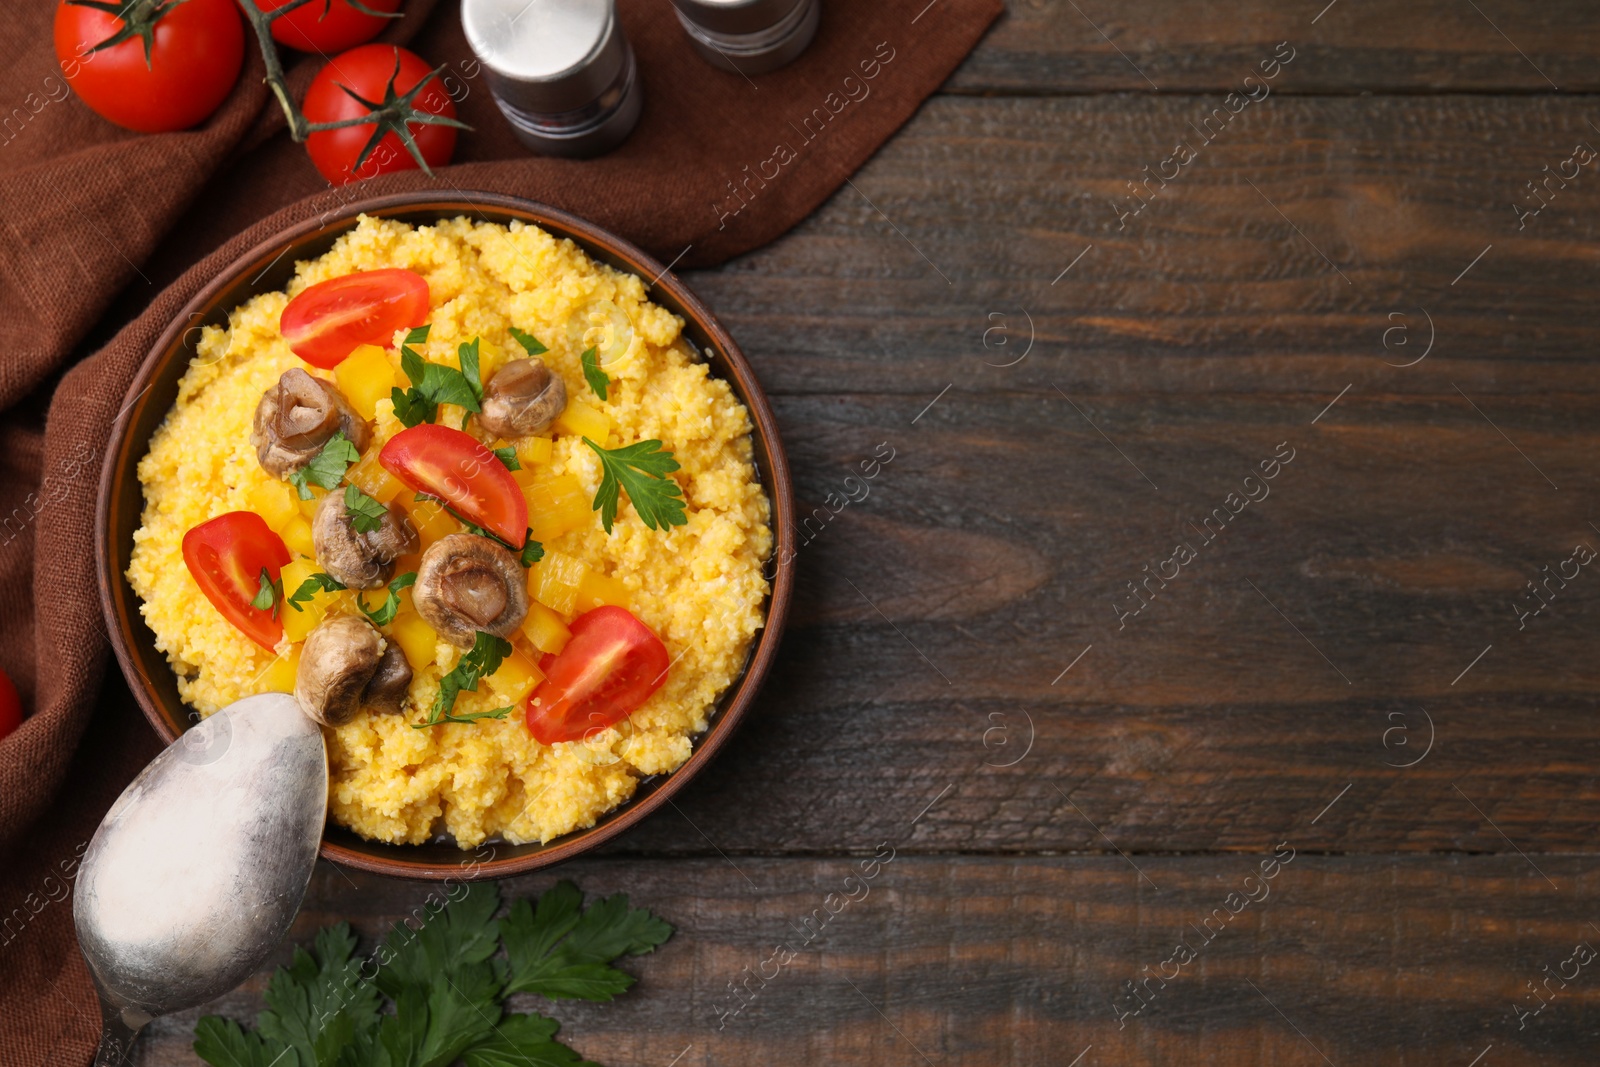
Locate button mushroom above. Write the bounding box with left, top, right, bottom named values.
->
left=294, top=614, right=411, bottom=726
left=311, top=491, right=419, bottom=590
left=477, top=358, right=566, bottom=438
left=251, top=368, right=371, bottom=480
left=362, top=643, right=413, bottom=715
left=412, top=533, right=529, bottom=649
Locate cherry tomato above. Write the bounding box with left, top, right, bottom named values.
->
left=280, top=269, right=430, bottom=368
left=379, top=424, right=528, bottom=547
left=182, top=512, right=292, bottom=652
left=525, top=607, right=669, bottom=745
left=0, top=668, right=21, bottom=740
left=301, top=45, right=457, bottom=186
left=54, top=0, right=244, bottom=134
left=259, top=0, right=402, bottom=53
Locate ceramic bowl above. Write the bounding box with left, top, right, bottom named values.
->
left=95, top=191, right=793, bottom=880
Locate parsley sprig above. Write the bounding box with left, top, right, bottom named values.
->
left=344, top=483, right=387, bottom=534
left=250, top=568, right=282, bottom=619
left=357, top=572, right=417, bottom=628
left=287, top=572, right=346, bottom=612
left=580, top=347, right=609, bottom=401
left=391, top=329, right=487, bottom=429
left=286, top=430, right=359, bottom=500
left=192, top=881, right=671, bottom=1067
left=414, top=631, right=514, bottom=728
left=508, top=326, right=548, bottom=356
left=583, top=438, right=688, bottom=533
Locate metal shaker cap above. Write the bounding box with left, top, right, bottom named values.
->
left=461, top=0, right=626, bottom=115
left=670, top=0, right=809, bottom=37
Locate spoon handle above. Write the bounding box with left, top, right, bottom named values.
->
left=91, top=995, right=145, bottom=1067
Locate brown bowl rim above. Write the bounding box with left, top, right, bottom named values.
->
left=94, top=190, right=794, bottom=881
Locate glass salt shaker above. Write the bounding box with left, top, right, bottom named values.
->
left=670, top=0, right=820, bottom=76
left=460, top=0, right=642, bottom=159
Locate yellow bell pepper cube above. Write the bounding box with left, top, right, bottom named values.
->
left=333, top=344, right=400, bottom=421
left=346, top=450, right=406, bottom=505
left=521, top=471, right=593, bottom=543
left=247, top=480, right=299, bottom=533
left=554, top=398, right=610, bottom=443
left=402, top=495, right=459, bottom=549
left=258, top=643, right=302, bottom=694
left=519, top=600, right=572, bottom=655
left=280, top=515, right=316, bottom=559
left=527, top=550, right=588, bottom=617
left=296, top=487, right=324, bottom=520
left=488, top=648, right=544, bottom=705
left=574, top=571, right=630, bottom=614
left=279, top=559, right=349, bottom=642
left=515, top=436, right=554, bottom=468
left=388, top=611, right=438, bottom=669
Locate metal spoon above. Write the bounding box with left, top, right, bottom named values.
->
left=73, top=693, right=326, bottom=1066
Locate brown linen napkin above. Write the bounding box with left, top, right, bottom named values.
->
left=0, top=0, right=1002, bottom=1062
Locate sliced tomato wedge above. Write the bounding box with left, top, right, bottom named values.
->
left=379, top=424, right=528, bottom=546
left=181, top=512, right=292, bottom=651
left=279, top=268, right=430, bottom=369
left=524, top=606, right=669, bottom=745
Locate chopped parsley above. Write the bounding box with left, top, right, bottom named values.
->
left=492, top=445, right=521, bottom=471
left=192, top=881, right=672, bottom=1067
left=520, top=532, right=544, bottom=568
left=389, top=327, right=484, bottom=428
left=250, top=568, right=282, bottom=618
left=580, top=346, right=609, bottom=401
left=286, top=430, right=359, bottom=500
left=343, top=483, right=387, bottom=534
left=413, top=631, right=513, bottom=727
left=286, top=572, right=346, bottom=612
left=356, top=571, right=415, bottom=627
left=583, top=437, right=688, bottom=533
left=509, top=325, right=548, bottom=356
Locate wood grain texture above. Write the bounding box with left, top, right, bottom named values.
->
left=135, top=856, right=1600, bottom=1066
left=949, top=0, right=1600, bottom=92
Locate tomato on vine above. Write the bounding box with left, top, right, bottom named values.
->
left=54, top=0, right=245, bottom=134
left=258, top=0, right=402, bottom=54
left=301, top=45, right=462, bottom=185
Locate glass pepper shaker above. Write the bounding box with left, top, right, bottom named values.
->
left=460, top=0, right=642, bottom=159
left=670, top=0, right=820, bottom=76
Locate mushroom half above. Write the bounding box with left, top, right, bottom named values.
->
left=412, top=533, right=530, bottom=649
left=477, top=358, right=567, bottom=438
left=251, top=368, right=371, bottom=480
left=294, top=614, right=412, bottom=726
left=311, top=491, right=419, bottom=590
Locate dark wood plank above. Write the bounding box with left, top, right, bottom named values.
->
left=950, top=0, right=1600, bottom=92
left=136, top=855, right=1600, bottom=1066
left=692, top=93, right=1600, bottom=400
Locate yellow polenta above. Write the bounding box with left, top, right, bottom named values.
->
left=128, top=215, right=771, bottom=848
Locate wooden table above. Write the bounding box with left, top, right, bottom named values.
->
left=140, top=3, right=1600, bottom=1063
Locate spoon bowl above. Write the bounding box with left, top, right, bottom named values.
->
left=74, top=693, right=326, bottom=1062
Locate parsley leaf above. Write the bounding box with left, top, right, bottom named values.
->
left=255, top=923, right=382, bottom=1067
left=492, top=445, right=521, bottom=471
left=391, top=330, right=483, bottom=429
left=414, top=631, right=513, bottom=728
left=580, top=347, right=608, bottom=401
left=286, top=431, right=360, bottom=500
left=508, top=326, right=548, bottom=356
left=193, top=880, right=666, bottom=1067
left=357, top=572, right=416, bottom=628
left=250, top=568, right=282, bottom=619
left=582, top=437, right=688, bottom=534
left=520, top=533, right=544, bottom=568
left=500, top=881, right=673, bottom=1001
left=344, top=483, right=387, bottom=534
left=287, top=572, right=346, bottom=612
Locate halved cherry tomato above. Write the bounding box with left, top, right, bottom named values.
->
left=379, top=424, right=527, bottom=547
left=524, top=607, right=669, bottom=745
left=181, top=512, right=292, bottom=651
left=280, top=268, right=430, bottom=369
left=0, top=668, right=21, bottom=740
